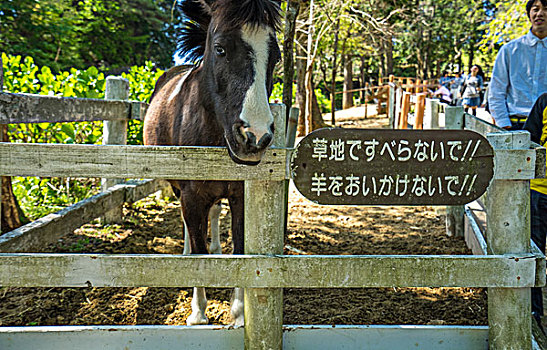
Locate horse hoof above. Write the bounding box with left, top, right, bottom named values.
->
left=231, top=315, right=244, bottom=326
left=230, top=296, right=244, bottom=326
left=209, top=244, right=222, bottom=255
left=187, top=312, right=208, bottom=325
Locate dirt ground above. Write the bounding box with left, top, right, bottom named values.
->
left=0, top=108, right=489, bottom=327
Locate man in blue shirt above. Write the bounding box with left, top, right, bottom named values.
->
left=488, top=0, right=547, bottom=130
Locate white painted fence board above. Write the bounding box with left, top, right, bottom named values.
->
left=0, top=325, right=489, bottom=350
left=0, top=326, right=243, bottom=350
left=0, top=143, right=289, bottom=181
left=0, top=92, right=148, bottom=123
left=283, top=325, right=489, bottom=350
left=0, top=253, right=537, bottom=288
left=0, top=179, right=165, bottom=252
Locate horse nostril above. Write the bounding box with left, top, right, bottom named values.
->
left=245, top=131, right=257, bottom=146
left=257, top=132, right=273, bottom=149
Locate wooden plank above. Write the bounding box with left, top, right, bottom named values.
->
left=0, top=92, right=148, bottom=123
left=0, top=180, right=165, bottom=252
left=423, top=98, right=440, bottom=129
left=493, top=148, right=536, bottom=180
left=399, top=92, right=410, bottom=129
left=283, top=325, right=489, bottom=350
left=486, top=132, right=532, bottom=349
left=465, top=113, right=504, bottom=136
left=101, top=77, right=129, bottom=224
left=0, top=326, right=244, bottom=350
left=0, top=253, right=537, bottom=288
left=0, top=325, right=490, bottom=350
left=0, top=143, right=289, bottom=181
left=414, top=93, right=426, bottom=129
left=464, top=203, right=488, bottom=255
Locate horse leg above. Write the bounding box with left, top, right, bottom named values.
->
left=179, top=196, right=210, bottom=326
left=208, top=201, right=222, bottom=254
left=182, top=201, right=221, bottom=255
left=228, top=193, right=245, bottom=326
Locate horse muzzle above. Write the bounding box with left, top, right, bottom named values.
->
left=226, top=124, right=274, bottom=165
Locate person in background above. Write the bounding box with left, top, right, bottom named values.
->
left=488, top=0, right=547, bottom=130
left=439, top=71, right=453, bottom=88
left=450, top=72, right=464, bottom=106
left=524, top=93, right=547, bottom=330
left=481, top=84, right=490, bottom=114
left=432, top=84, right=452, bottom=105
left=461, top=65, right=483, bottom=116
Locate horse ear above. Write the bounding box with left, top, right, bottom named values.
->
left=197, top=0, right=215, bottom=13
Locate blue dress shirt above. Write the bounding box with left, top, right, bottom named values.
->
left=488, top=31, right=547, bottom=128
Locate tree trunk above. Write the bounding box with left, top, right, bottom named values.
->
left=304, top=0, right=315, bottom=134
left=342, top=55, right=353, bottom=110
left=282, top=0, right=300, bottom=125
left=296, top=42, right=307, bottom=136
left=330, top=18, right=340, bottom=125
left=468, top=41, right=475, bottom=71
left=384, top=35, right=394, bottom=76
left=0, top=55, right=28, bottom=233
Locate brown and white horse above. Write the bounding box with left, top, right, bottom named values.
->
left=143, top=0, right=281, bottom=325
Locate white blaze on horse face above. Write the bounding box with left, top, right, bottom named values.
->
left=239, top=24, right=274, bottom=144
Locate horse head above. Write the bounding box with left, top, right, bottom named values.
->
left=178, top=0, right=282, bottom=165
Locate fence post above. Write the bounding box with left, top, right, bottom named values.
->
left=399, top=92, right=411, bottom=129
left=414, top=93, right=426, bottom=129
left=486, top=131, right=532, bottom=349
left=394, top=85, right=402, bottom=129
left=101, top=76, right=129, bottom=224
left=423, top=98, right=440, bottom=129
left=364, top=82, right=369, bottom=119
left=388, top=83, right=396, bottom=128
left=244, top=104, right=286, bottom=350
left=444, top=106, right=465, bottom=237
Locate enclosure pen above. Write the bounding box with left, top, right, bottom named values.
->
left=0, top=76, right=545, bottom=349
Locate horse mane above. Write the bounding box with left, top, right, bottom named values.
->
left=177, top=0, right=281, bottom=63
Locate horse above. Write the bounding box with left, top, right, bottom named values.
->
left=143, top=0, right=281, bottom=326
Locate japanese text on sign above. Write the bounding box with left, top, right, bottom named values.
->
left=290, top=129, right=494, bottom=206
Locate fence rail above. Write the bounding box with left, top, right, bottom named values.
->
left=0, top=253, right=538, bottom=288
left=0, top=142, right=289, bottom=181
left=0, top=92, right=148, bottom=123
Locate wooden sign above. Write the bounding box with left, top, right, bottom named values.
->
left=290, top=128, right=494, bottom=205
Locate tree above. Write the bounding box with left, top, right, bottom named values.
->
left=0, top=0, right=180, bottom=72
left=282, top=0, right=300, bottom=124
left=480, top=0, right=529, bottom=51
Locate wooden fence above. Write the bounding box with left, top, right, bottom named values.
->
left=388, top=83, right=547, bottom=347
left=0, top=77, right=545, bottom=349
left=335, top=75, right=438, bottom=121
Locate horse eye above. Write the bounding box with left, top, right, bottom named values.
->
left=215, top=45, right=226, bottom=57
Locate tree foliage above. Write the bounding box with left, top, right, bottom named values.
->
left=480, top=0, right=529, bottom=51
left=0, top=0, right=180, bottom=72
